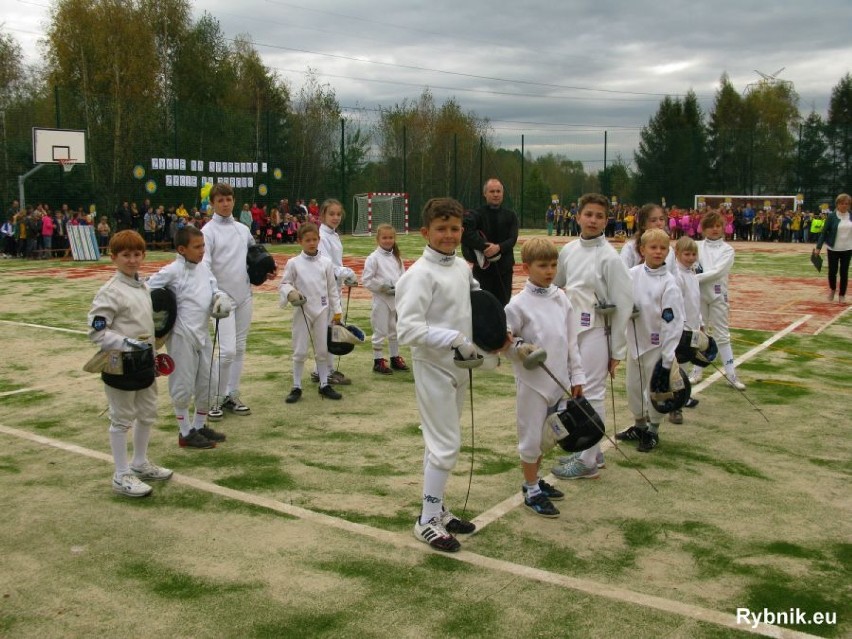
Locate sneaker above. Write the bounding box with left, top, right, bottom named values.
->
left=413, top=516, right=460, bottom=552
left=390, top=356, right=409, bottom=371
left=223, top=395, right=251, bottom=416
left=198, top=426, right=226, bottom=442
left=688, top=369, right=704, bottom=384
left=373, top=358, right=393, bottom=375
left=839, top=296, right=846, bottom=304
left=440, top=508, right=476, bottom=534
left=285, top=387, right=302, bottom=404
left=637, top=429, right=659, bottom=453
left=684, top=398, right=699, bottom=409
left=179, top=428, right=216, bottom=449
left=727, top=376, right=746, bottom=391
left=310, top=371, right=320, bottom=383
left=524, top=492, right=560, bottom=518
left=522, top=479, right=565, bottom=501
left=318, top=385, right=342, bottom=400
left=112, top=472, right=153, bottom=498
left=208, top=404, right=224, bottom=422
left=129, top=461, right=173, bottom=481
left=552, top=457, right=600, bottom=480
left=827, top=289, right=836, bottom=302
left=558, top=452, right=605, bottom=470
left=668, top=409, right=683, bottom=424
left=329, top=370, right=352, bottom=386
left=615, top=424, right=646, bottom=441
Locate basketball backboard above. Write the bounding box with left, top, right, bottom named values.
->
left=32, top=127, right=87, bottom=165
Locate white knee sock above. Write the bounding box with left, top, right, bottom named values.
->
left=421, top=461, right=449, bottom=524
left=109, top=427, right=129, bottom=476
left=131, top=423, right=151, bottom=467
left=389, top=340, right=400, bottom=358
left=175, top=408, right=191, bottom=436
left=293, top=361, right=304, bottom=388
left=718, top=342, right=736, bottom=378
left=192, top=410, right=207, bottom=431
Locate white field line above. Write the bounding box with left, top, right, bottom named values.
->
left=0, top=388, right=37, bottom=398
left=691, top=314, right=810, bottom=394
left=0, top=423, right=822, bottom=639
left=0, top=318, right=87, bottom=335
left=813, top=305, right=852, bottom=336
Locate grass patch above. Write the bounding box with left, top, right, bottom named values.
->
left=761, top=541, right=819, bottom=559
left=251, top=611, right=349, bottom=638
left=0, top=456, right=21, bottom=473
left=312, top=507, right=415, bottom=531
left=119, top=559, right=258, bottom=599
left=741, top=578, right=848, bottom=637
left=215, top=466, right=295, bottom=491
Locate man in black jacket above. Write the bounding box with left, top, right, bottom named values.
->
left=461, top=178, right=519, bottom=305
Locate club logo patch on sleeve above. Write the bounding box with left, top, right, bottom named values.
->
left=580, top=312, right=591, bottom=327
left=91, top=316, right=107, bottom=331
left=661, top=308, right=674, bottom=323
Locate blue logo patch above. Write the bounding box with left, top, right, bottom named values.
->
left=92, top=316, right=107, bottom=331
left=661, top=308, right=674, bottom=323
left=580, top=312, right=591, bottom=327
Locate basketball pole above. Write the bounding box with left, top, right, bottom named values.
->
left=18, top=164, right=49, bottom=210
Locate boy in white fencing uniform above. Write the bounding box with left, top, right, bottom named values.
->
left=202, top=182, right=264, bottom=418
left=505, top=238, right=585, bottom=518
left=617, top=229, right=685, bottom=452
left=552, top=193, right=633, bottom=478
left=692, top=210, right=744, bottom=389
left=361, top=223, right=408, bottom=374
left=87, top=230, right=172, bottom=497
left=280, top=223, right=344, bottom=403
left=148, top=225, right=231, bottom=448
left=397, top=197, right=482, bottom=553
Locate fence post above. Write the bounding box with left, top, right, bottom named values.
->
left=340, top=118, right=347, bottom=232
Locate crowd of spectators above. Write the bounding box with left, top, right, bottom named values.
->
left=0, top=196, right=321, bottom=259
left=544, top=201, right=830, bottom=243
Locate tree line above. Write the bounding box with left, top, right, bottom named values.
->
left=1, top=1, right=849, bottom=228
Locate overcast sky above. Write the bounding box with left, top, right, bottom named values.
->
left=7, top=0, right=852, bottom=168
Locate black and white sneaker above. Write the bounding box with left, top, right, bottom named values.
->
left=615, top=424, right=646, bottom=441
left=222, top=395, right=251, bottom=416
left=413, top=516, right=461, bottom=552
left=637, top=429, right=659, bottom=453
left=440, top=508, right=476, bottom=534
left=522, top=479, right=564, bottom=501
left=208, top=404, right=224, bottom=422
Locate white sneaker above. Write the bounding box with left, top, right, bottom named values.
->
left=827, top=290, right=836, bottom=302
left=558, top=451, right=605, bottom=469
left=130, top=461, right=173, bottom=481
left=413, top=516, right=460, bottom=552
left=727, top=377, right=746, bottom=391
left=840, top=296, right=847, bottom=305
left=113, top=472, right=153, bottom=497
left=688, top=368, right=704, bottom=384
left=208, top=404, right=224, bottom=422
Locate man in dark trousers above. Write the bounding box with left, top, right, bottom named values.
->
left=461, top=178, right=519, bottom=305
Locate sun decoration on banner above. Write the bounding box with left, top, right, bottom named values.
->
left=258, top=184, right=268, bottom=196
left=145, top=180, right=157, bottom=194
left=273, top=168, right=283, bottom=180
left=133, top=165, right=145, bottom=180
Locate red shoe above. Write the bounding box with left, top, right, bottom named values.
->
left=389, top=356, right=409, bottom=371
left=373, top=358, right=392, bottom=375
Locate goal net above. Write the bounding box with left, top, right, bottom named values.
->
left=694, top=194, right=801, bottom=212
left=352, top=193, right=409, bottom=236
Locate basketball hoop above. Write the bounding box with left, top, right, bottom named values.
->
left=58, top=159, right=77, bottom=173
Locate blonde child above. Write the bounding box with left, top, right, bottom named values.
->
left=87, top=230, right=172, bottom=497
left=506, top=238, right=585, bottom=517
left=552, top=193, right=633, bottom=478
left=669, top=236, right=702, bottom=424
left=692, top=211, right=744, bottom=389
left=621, top=203, right=676, bottom=274
left=617, top=229, right=684, bottom=452
left=361, top=223, right=408, bottom=375
left=316, top=199, right=357, bottom=386
left=397, top=197, right=481, bottom=552
left=147, top=225, right=230, bottom=448
left=280, top=223, right=343, bottom=403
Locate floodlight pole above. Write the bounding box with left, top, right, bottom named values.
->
left=18, top=164, right=48, bottom=209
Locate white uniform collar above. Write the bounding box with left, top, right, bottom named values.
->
left=321, top=223, right=337, bottom=235
left=423, top=245, right=456, bottom=265
left=212, top=213, right=234, bottom=224
left=578, top=234, right=605, bottom=248
left=643, top=263, right=668, bottom=277
left=116, top=271, right=144, bottom=287
left=524, top=280, right=557, bottom=297
left=176, top=253, right=197, bottom=269
left=302, top=251, right=320, bottom=261
left=704, top=237, right=724, bottom=247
